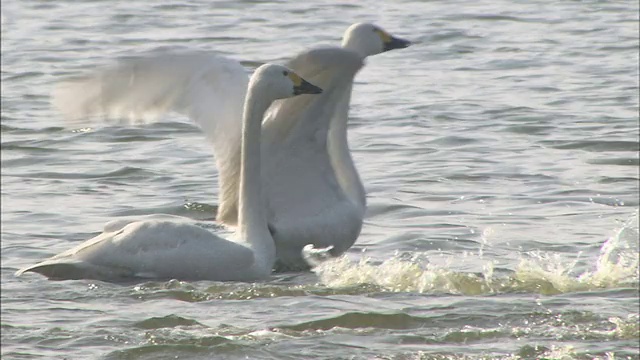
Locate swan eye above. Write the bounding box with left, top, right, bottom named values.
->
left=282, top=70, right=289, bottom=76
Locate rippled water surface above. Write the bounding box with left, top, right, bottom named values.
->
left=2, top=1, right=639, bottom=359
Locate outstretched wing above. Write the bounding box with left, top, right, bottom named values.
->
left=52, top=50, right=249, bottom=171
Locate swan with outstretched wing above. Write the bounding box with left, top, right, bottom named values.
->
left=17, top=64, right=322, bottom=281
left=51, top=23, right=411, bottom=271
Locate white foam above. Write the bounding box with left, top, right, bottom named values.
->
left=390, top=347, right=618, bottom=360
left=312, top=212, right=639, bottom=295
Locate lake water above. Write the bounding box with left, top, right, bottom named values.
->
left=1, top=1, right=639, bottom=359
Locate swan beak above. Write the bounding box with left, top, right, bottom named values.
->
left=383, top=35, right=411, bottom=52
left=293, top=78, right=323, bottom=96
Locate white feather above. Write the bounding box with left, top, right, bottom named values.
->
left=19, top=64, right=318, bottom=281
left=48, top=23, right=409, bottom=271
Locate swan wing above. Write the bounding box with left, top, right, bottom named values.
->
left=17, top=220, right=254, bottom=281
left=52, top=50, right=249, bottom=170
left=102, top=213, right=193, bottom=233
left=216, top=47, right=364, bottom=225
left=262, top=47, right=363, bottom=140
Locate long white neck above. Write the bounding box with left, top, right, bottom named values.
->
left=237, top=85, right=275, bottom=268
left=327, top=83, right=367, bottom=212
left=285, top=67, right=356, bottom=145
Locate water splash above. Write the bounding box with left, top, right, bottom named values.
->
left=312, top=212, right=639, bottom=295
left=608, top=314, right=640, bottom=340
left=595, top=211, right=640, bottom=282
left=380, top=347, right=623, bottom=360
left=311, top=253, right=493, bottom=295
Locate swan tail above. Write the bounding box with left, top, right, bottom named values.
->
left=301, top=244, right=335, bottom=268
left=15, top=259, right=133, bottom=281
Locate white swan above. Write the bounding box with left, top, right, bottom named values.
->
left=51, top=23, right=411, bottom=271
left=16, top=64, right=323, bottom=281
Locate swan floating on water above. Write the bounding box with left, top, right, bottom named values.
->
left=16, top=64, right=323, bottom=281
left=51, top=23, right=411, bottom=271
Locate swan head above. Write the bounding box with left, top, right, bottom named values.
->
left=341, top=23, right=411, bottom=58
left=251, top=64, right=323, bottom=100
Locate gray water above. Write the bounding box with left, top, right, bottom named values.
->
left=1, top=1, right=639, bottom=359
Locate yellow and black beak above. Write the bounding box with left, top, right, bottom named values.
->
left=383, top=34, right=411, bottom=52
left=376, top=29, right=411, bottom=52
left=289, top=72, right=323, bottom=95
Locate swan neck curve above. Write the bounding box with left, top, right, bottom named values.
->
left=327, top=83, right=366, bottom=210
left=238, top=85, right=273, bottom=259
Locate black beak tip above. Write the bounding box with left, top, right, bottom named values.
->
left=295, top=80, right=323, bottom=95
left=398, top=39, right=412, bottom=48
left=384, top=37, right=412, bottom=52
left=295, top=80, right=322, bottom=95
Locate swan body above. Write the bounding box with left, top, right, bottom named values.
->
left=17, top=64, right=322, bottom=281
left=259, top=49, right=365, bottom=269
left=17, top=220, right=253, bottom=281
left=50, top=23, right=410, bottom=271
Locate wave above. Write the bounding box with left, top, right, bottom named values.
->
left=382, top=348, right=627, bottom=360
left=311, top=212, right=639, bottom=296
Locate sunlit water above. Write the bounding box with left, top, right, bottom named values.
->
left=1, top=1, right=639, bottom=359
